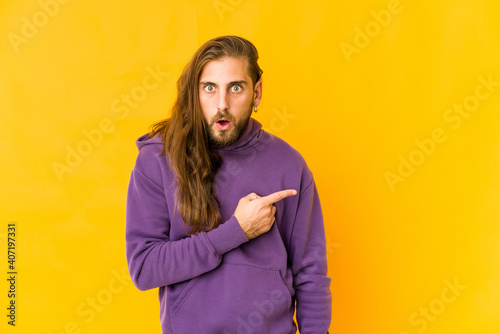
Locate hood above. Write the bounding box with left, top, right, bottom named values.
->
left=135, top=117, right=264, bottom=152
left=135, top=130, right=163, bottom=150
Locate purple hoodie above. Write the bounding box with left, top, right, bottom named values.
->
left=125, top=118, right=331, bottom=333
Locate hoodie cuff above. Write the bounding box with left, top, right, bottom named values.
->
left=205, top=215, right=249, bottom=256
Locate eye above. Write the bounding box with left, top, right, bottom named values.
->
left=204, top=85, right=215, bottom=92
left=231, top=85, right=242, bottom=93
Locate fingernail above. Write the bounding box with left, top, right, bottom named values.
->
left=292, top=190, right=297, bottom=195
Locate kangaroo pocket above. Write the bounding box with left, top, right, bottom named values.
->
left=170, top=263, right=292, bottom=333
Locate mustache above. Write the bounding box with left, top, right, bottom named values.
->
left=212, top=111, right=234, bottom=123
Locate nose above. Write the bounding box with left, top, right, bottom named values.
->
left=217, top=89, right=229, bottom=112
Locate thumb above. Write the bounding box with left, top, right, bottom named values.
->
left=245, top=192, right=259, bottom=201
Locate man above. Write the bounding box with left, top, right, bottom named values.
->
left=125, top=35, right=331, bottom=333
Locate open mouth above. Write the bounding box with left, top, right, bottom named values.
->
left=216, top=118, right=232, bottom=130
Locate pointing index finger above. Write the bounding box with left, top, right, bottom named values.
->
left=260, top=189, right=298, bottom=205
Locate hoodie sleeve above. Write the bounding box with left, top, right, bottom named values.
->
left=125, top=165, right=249, bottom=292
left=288, top=177, right=332, bottom=333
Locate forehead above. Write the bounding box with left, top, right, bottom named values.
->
left=199, top=57, right=250, bottom=82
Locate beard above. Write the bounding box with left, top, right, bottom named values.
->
left=204, top=103, right=253, bottom=148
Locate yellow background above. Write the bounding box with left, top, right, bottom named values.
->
left=1, top=0, right=499, bottom=333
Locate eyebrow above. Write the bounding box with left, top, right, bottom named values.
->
left=199, top=80, right=248, bottom=87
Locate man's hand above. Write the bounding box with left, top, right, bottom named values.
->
left=233, top=189, right=297, bottom=240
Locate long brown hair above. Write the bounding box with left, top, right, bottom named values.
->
left=147, top=35, right=263, bottom=235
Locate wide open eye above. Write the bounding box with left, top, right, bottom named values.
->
left=231, top=85, right=242, bottom=93
left=204, top=85, right=215, bottom=92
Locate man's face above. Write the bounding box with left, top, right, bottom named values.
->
left=199, top=56, right=262, bottom=148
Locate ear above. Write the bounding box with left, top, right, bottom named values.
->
left=253, top=79, right=263, bottom=107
